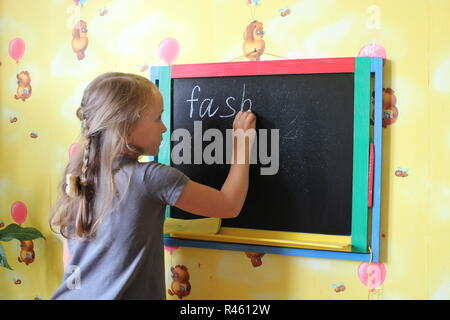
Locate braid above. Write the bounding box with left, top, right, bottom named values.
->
left=78, top=106, right=98, bottom=204
left=80, top=116, right=91, bottom=187
left=65, top=106, right=91, bottom=199
left=78, top=108, right=94, bottom=234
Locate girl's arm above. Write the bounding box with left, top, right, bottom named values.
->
left=174, top=111, right=256, bottom=219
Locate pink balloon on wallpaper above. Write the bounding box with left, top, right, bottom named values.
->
left=11, top=201, right=28, bottom=225
left=358, top=40, right=387, bottom=64
left=358, top=262, right=386, bottom=290
left=164, top=245, right=179, bottom=256
left=69, top=142, right=80, bottom=160
left=158, top=38, right=180, bottom=65
left=8, top=38, right=26, bottom=64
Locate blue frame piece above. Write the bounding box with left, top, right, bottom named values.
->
left=150, top=66, right=160, bottom=84
left=151, top=58, right=383, bottom=262
left=370, top=57, right=383, bottom=263
left=164, top=237, right=372, bottom=261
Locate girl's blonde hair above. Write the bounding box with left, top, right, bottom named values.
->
left=49, top=72, right=160, bottom=240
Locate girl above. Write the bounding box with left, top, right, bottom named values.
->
left=49, top=72, right=256, bottom=300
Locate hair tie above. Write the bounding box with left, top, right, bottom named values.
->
left=65, top=174, right=81, bottom=198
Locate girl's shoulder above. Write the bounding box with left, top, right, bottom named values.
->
left=139, top=160, right=187, bottom=181
left=115, top=156, right=189, bottom=189
left=138, top=161, right=190, bottom=206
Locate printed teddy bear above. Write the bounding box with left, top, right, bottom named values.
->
left=168, top=265, right=191, bottom=299
left=245, top=252, right=265, bottom=267
left=14, top=71, right=32, bottom=101
left=243, top=20, right=265, bottom=61
left=72, top=20, right=89, bottom=60
left=18, top=240, right=35, bottom=265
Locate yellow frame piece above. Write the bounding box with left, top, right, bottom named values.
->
left=171, top=227, right=352, bottom=252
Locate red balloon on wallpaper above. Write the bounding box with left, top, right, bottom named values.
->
left=164, top=245, right=179, bottom=256
left=158, top=38, right=180, bottom=65
left=8, top=38, right=26, bottom=64
left=358, top=40, right=387, bottom=65
left=358, top=262, right=386, bottom=291
left=11, top=201, right=28, bottom=225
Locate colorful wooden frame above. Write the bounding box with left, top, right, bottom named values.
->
left=150, top=57, right=383, bottom=262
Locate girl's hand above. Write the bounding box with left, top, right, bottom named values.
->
left=232, top=110, right=257, bottom=164
left=233, top=110, right=256, bottom=132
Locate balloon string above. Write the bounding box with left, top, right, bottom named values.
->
left=228, top=54, right=246, bottom=62
left=229, top=52, right=291, bottom=62
left=367, top=246, right=373, bottom=300
left=229, top=50, right=257, bottom=62
left=265, top=52, right=291, bottom=59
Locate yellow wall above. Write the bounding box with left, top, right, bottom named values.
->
left=1, top=0, right=449, bottom=299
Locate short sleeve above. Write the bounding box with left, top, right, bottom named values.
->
left=143, top=161, right=190, bottom=206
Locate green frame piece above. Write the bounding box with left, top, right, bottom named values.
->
left=351, top=57, right=371, bottom=252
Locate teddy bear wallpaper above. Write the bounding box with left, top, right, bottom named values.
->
left=1, top=0, right=449, bottom=300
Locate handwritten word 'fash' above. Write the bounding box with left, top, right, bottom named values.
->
left=186, top=84, right=253, bottom=119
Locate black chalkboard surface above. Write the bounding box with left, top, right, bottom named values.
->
left=170, top=73, right=355, bottom=236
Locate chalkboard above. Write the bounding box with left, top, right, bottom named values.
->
left=169, top=73, right=355, bottom=236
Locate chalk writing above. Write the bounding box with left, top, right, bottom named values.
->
left=186, top=84, right=253, bottom=119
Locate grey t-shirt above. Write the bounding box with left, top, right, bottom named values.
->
left=51, top=157, right=190, bottom=300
